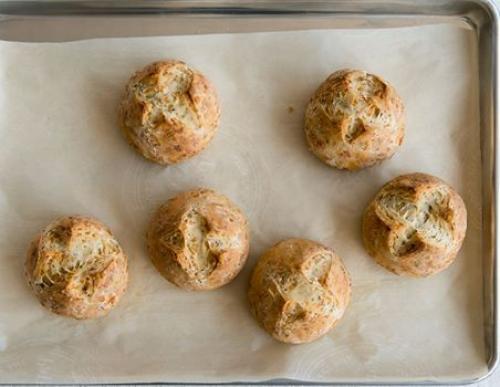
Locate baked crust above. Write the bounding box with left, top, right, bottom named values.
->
left=248, top=238, right=351, bottom=344
left=25, top=216, right=128, bottom=319
left=305, top=69, right=405, bottom=170
left=147, top=188, right=250, bottom=290
left=362, top=173, right=467, bottom=277
left=119, top=60, right=220, bottom=165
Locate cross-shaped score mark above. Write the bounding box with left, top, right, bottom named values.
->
left=270, top=254, right=336, bottom=330
left=375, top=187, right=453, bottom=258
left=161, top=209, right=238, bottom=279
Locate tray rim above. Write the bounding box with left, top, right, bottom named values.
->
left=0, top=0, right=497, bottom=385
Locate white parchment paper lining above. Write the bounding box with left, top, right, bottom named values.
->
left=0, top=24, right=485, bottom=383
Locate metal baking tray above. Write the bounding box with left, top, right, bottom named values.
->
left=0, top=0, right=497, bottom=385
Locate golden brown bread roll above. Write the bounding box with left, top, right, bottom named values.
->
left=25, top=216, right=128, bottom=319
left=304, top=69, right=405, bottom=170
left=362, top=173, right=467, bottom=277
left=119, top=60, right=220, bottom=165
left=147, top=188, right=250, bottom=290
left=248, top=239, right=351, bottom=344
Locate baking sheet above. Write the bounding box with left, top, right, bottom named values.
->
left=0, top=24, right=485, bottom=383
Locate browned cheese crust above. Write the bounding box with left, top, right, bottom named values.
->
left=304, top=69, right=405, bottom=171
left=362, top=173, right=467, bottom=277
left=147, top=188, right=250, bottom=290
left=248, top=239, right=351, bottom=344
left=119, top=60, right=220, bottom=165
left=25, top=216, right=128, bottom=319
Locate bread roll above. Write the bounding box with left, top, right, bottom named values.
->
left=119, top=60, right=220, bottom=165
left=248, top=239, right=351, bottom=344
left=362, top=173, right=467, bottom=277
left=25, top=216, right=128, bottom=319
left=304, top=69, right=405, bottom=170
left=147, top=188, right=250, bottom=290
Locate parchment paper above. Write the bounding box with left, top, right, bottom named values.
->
left=0, top=24, right=485, bottom=383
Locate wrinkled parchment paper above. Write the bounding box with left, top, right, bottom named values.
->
left=0, top=24, right=485, bottom=383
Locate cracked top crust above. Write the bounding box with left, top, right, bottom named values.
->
left=362, top=173, right=467, bottom=277
left=248, top=239, right=351, bottom=344
left=147, top=188, right=250, bottom=291
left=304, top=69, right=405, bottom=171
left=25, top=216, right=128, bottom=319
left=119, top=60, right=220, bottom=165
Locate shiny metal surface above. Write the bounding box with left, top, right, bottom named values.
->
left=0, top=1, right=496, bottom=385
